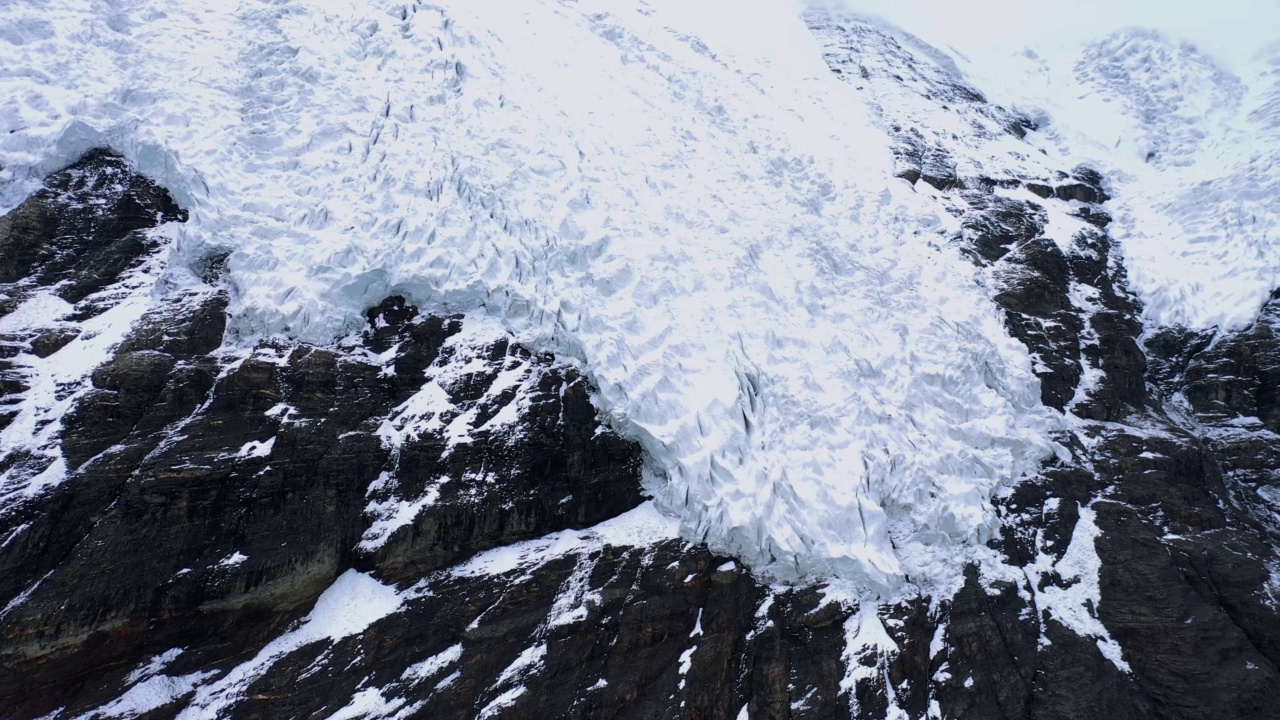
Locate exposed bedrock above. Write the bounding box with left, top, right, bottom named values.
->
left=3, top=15, right=1280, bottom=716
left=0, top=148, right=186, bottom=308
left=0, top=285, right=644, bottom=714
left=1, top=152, right=643, bottom=716
left=0, top=150, right=188, bottom=433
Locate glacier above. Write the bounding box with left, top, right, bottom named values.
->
left=854, top=0, right=1280, bottom=332
left=2, top=0, right=1277, bottom=602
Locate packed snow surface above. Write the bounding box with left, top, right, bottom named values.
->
left=848, top=0, right=1280, bottom=332
left=1004, top=32, right=1280, bottom=331
left=0, top=0, right=1075, bottom=595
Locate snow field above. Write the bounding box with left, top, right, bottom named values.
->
left=0, top=0, right=1063, bottom=596
left=901, top=17, right=1280, bottom=333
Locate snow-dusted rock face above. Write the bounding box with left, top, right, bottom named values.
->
left=978, top=27, right=1280, bottom=333
left=0, top=151, right=646, bottom=713
left=1, top=4, right=1280, bottom=720
left=0, top=0, right=1071, bottom=595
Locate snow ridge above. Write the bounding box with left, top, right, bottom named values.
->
left=949, top=28, right=1280, bottom=333
left=1073, top=30, right=1280, bottom=332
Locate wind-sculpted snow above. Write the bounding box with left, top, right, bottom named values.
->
left=960, top=28, right=1280, bottom=332
left=1071, top=31, right=1280, bottom=332
left=0, top=0, right=1064, bottom=595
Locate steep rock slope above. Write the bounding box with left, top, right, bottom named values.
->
left=0, top=154, right=643, bottom=716
left=0, top=8, right=1278, bottom=720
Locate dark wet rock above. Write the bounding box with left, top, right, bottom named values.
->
left=1065, top=165, right=1111, bottom=204
left=961, top=194, right=1045, bottom=263
left=1073, top=206, right=1112, bottom=229
left=2, top=31, right=1280, bottom=720
left=1055, top=182, right=1103, bottom=204
left=1175, top=298, right=1280, bottom=431
left=807, top=15, right=1280, bottom=720
left=920, top=146, right=962, bottom=191
left=0, top=278, right=644, bottom=716
left=813, top=13, right=1147, bottom=420
left=1080, top=311, right=1147, bottom=419
left=964, top=416, right=1280, bottom=720
left=28, top=328, right=79, bottom=358
left=1025, top=182, right=1055, bottom=199
left=0, top=365, right=28, bottom=400
left=358, top=328, right=645, bottom=582
left=1095, top=504, right=1275, bottom=719
left=215, top=543, right=760, bottom=720
left=933, top=568, right=1038, bottom=720
left=994, top=236, right=1072, bottom=316
left=1143, top=295, right=1280, bottom=542
left=1063, top=226, right=1112, bottom=285
left=0, top=149, right=188, bottom=481
left=1144, top=325, right=1216, bottom=392
left=973, top=188, right=1144, bottom=419
left=891, top=131, right=926, bottom=185
left=60, top=349, right=178, bottom=468
left=0, top=148, right=186, bottom=307
left=1005, top=113, right=1038, bottom=139
left=117, top=291, right=229, bottom=358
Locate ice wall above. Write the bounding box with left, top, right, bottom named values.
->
left=0, top=0, right=1064, bottom=595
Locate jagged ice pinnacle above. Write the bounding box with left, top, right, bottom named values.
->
left=0, top=0, right=1071, bottom=595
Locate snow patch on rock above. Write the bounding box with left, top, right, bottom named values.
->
left=173, top=570, right=403, bottom=719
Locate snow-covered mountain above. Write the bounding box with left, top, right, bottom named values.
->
left=1, top=2, right=1278, bottom=719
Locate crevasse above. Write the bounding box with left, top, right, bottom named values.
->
left=0, top=0, right=1064, bottom=595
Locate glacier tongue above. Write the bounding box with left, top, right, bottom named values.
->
left=0, top=0, right=1063, bottom=594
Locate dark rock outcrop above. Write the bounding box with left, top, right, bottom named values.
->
left=2, top=152, right=643, bottom=717
left=0, top=150, right=188, bottom=435
left=0, top=282, right=643, bottom=715
left=0, top=148, right=186, bottom=306
left=808, top=12, right=1280, bottom=720
left=2, top=15, right=1280, bottom=719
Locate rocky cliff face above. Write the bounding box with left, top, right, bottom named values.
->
left=2, top=13, right=1279, bottom=720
